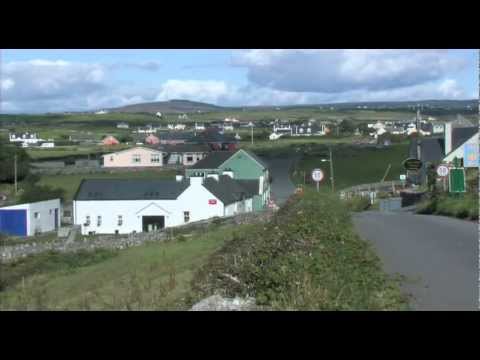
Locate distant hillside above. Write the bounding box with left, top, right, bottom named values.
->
left=108, top=100, right=228, bottom=114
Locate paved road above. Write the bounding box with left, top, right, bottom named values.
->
left=263, top=155, right=300, bottom=206
left=353, top=211, right=478, bottom=310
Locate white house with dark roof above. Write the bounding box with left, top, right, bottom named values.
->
left=73, top=175, right=256, bottom=235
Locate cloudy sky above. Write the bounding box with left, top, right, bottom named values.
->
left=0, top=49, right=477, bottom=113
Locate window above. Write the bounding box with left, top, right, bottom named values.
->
left=151, top=154, right=160, bottom=163
left=63, top=210, right=71, bottom=217
left=118, top=215, right=123, bottom=226
left=97, top=216, right=102, bottom=226
left=184, top=211, right=190, bottom=223
left=186, top=156, right=193, bottom=162
left=85, top=216, right=91, bottom=226
left=34, top=212, right=40, bottom=219
left=110, top=156, right=114, bottom=162
left=132, top=154, right=141, bottom=164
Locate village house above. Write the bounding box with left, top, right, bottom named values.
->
left=102, top=135, right=120, bottom=146
left=185, top=149, right=270, bottom=211
left=9, top=132, right=44, bottom=146
left=158, top=144, right=211, bottom=166
left=116, top=122, right=129, bottom=129
left=189, top=128, right=238, bottom=151
left=145, top=134, right=160, bottom=145
left=102, top=146, right=163, bottom=168
left=0, top=199, right=61, bottom=237
left=157, top=131, right=193, bottom=145
left=443, top=123, right=478, bottom=167
left=72, top=175, right=257, bottom=235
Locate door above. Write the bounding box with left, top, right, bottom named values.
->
left=0, top=209, right=27, bottom=236
left=54, top=208, right=59, bottom=229
left=142, top=216, right=165, bottom=232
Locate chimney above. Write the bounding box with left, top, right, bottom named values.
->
left=176, top=175, right=184, bottom=182
left=445, top=122, right=453, bottom=155
left=207, top=174, right=219, bottom=181
left=222, top=170, right=234, bottom=178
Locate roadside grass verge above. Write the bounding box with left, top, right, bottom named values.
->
left=0, top=223, right=250, bottom=310
left=416, top=193, right=478, bottom=220
left=186, top=189, right=409, bottom=310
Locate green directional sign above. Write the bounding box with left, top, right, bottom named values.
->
left=449, top=168, right=466, bottom=193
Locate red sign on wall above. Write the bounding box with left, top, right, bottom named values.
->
left=208, top=199, right=217, bottom=205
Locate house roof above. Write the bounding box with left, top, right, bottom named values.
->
left=203, top=175, right=255, bottom=205
left=74, top=179, right=188, bottom=201
left=236, top=179, right=260, bottom=197
left=101, top=146, right=162, bottom=158
left=189, top=151, right=235, bottom=169
left=452, top=127, right=477, bottom=152
left=188, top=130, right=238, bottom=144
left=157, top=143, right=211, bottom=154
left=409, top=137, right=445, bottom=164
left=157, top=132, right=194, bottom=141
left=242, top=149, right=269, bottom=169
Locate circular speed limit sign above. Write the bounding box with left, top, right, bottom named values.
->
left=312, top=168, right=324, bottom=182
left=437, top=165, right=449, bottom=177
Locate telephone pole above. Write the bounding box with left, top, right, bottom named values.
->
left=251, top=125, right=253, bottom=145
left=14, top=153, right=18, bottom=195
left=329, top=147, right=335, bottom=193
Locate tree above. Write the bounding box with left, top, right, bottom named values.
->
left=0, top=142, right=30, bottom=183
left=118, top=134, right=133, bottom=143
left=339, top=118, right=356, bottom=134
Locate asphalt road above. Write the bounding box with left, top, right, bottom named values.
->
left=264, top=155, right=300, bottom=205
left=353, top=211, right=478, bottom=311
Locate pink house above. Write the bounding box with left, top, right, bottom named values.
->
left=102, top=135, right=120, bottom=146
left=102, top=146, right=164, bottom=168
left=145, top=134, right=160, bottom=145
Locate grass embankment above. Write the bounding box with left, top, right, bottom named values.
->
left=416, top=168, right=478, bottom=221
left=38, top=169, right=177, bottom=202
left=290, top=143, right=409, bottom=191
left=0, top=223, right=251, bottom=310
left=187, top=190, right=408, bottom=310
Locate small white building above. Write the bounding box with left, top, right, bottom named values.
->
left=223, top=124, right=234, bottom=131
left=0, top=199, right=61, bottom=237
left=117, top=122, right=130, bottom=129
left=195, top=123, right=205, bottom=131
left=174, top=124, right=187, bottom=131
left=39, top=142, right=55, bottom=148
left=9, top=132, right=44, bottom=145
left=73, top=175, right=256, bottom=235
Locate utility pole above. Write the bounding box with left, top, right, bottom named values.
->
left=329, top=147, right=335, bottom=193
left=14, top=153, right=18, bottom=195
left=251, top=125, right=253, bottom=145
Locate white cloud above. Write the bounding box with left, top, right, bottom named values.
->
left=231, top=49, right=468, bottom=93
left=1, top=78, right=15, bottom=90
left=155, top=80, right=232, bottom=104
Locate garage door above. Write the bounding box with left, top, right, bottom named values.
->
left=0, top=209, right=27, bottom=236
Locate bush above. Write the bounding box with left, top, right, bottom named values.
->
left=19, top=184, right=66, bottom=203
left=417, top=193, right=478, bottom=220
left=345, top=196, right=371, bottom=212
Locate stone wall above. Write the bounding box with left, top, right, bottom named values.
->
left=0, top=210, right=274, bottom=263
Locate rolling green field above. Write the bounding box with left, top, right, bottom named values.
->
left=0, top=223, right=250, bottom=310
left=291, top=143, right=410, bottom=191
left=26, top=145, right=129, bottom=160
left=37, top=169, right=177, bottom=202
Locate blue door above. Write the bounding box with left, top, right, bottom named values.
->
left=0, top=209, right=27, bottom=236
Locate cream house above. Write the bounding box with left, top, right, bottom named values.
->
left=102, top=146, right=163, bottom=168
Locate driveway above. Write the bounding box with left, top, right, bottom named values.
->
left=263, top=155, right=300, bottom=206
left=353, top=211, right=478, bottom=310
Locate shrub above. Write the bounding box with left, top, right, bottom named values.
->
left=19, top=184, right=66, bottom=203
left=345, top=196, right=371, bottom=212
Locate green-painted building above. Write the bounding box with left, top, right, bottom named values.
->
left=185, top=149, right=270, bottom=211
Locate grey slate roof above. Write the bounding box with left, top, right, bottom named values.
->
left=203, top=175, right=255, bottom=205
left=451, top=127, right=477, bottom=152
left=236, top=179, right=260, bottom=197
left=157, top=132, right=194, bottom=141
left=189, top=151, right=235, bottom=169
left=74, top=179, right=189, bottom=201
left=157, top=143, right=211, bottom=154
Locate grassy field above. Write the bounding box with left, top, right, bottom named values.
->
left=37, top=169, right=177, bottom=202
left=291, top=143, right=410, bottom=191
left=0, top=223, right=252, bottom=310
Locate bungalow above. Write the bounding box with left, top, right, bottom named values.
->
left=158, top=144, right=210, bottom=166
left=102, top=135, right=120, bottom=146
left=72, top=175, right=256, bottom=235
left=145, top=134, right=160, bottom=145
left=9, top=132, right=44, bottom=145
left=188, top=128, right=238, bottom=151
left=185, top=149, right=270, bottom=211
left=117, top=122, right=129, bottom=129
left=443, top=123, right=478, bottom=167
left=102, top=146, right=163, bottom=168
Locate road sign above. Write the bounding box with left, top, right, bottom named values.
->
left=312, top=168, right=324, bottom=192
left=464, top=143, right=479, bottom=167
left=449, top=168, right=466, bottom=193
left=436, top=165, right=449, bottom=177
left=403, top=158, right=423, bottom=171
left=311, top=169, right=324, bottom=182
left=399, top=174, right=407, bottom=181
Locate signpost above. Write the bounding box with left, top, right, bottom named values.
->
left=403, top=158, right=423, bottom=171
left=436, top=164, right=449, bottom=192
left=311, top=168, right=324, bottom=192
left=449, top=168, right=466, bottom=193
